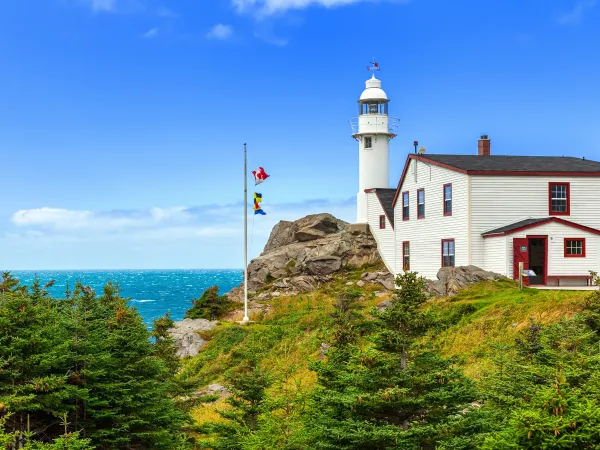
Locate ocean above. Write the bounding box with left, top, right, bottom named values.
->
left=8, top=270, right=244, bottom=328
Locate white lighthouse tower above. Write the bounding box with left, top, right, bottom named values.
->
left=351, top=72, right=398, bottom=225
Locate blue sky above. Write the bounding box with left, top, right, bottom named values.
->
left=0, top=0, right=599, bottom=269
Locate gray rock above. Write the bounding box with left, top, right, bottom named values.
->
left=426, top=265, right=506, bottom=297
left=168, top=318, right=217, bottom=359
left=377, top=299, right=392, bottom=312
left=207, top=383, right=228, bottom=395
left=227, top=214, right=383, bottom=298
left=362, top=272, right=378, bottom=282
left=319, top=342, right=331, bottom=359
left=346, top=281, right=354, bottom=286
left=356, top=280, right=365, bottom=287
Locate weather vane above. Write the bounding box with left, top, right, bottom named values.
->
left=367, top=58, right=380, bottom=72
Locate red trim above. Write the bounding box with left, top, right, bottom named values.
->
left=564, top=238, right=586, bottom=258
left=443, top=184, right=452, bottom=217
left=483, top=217, right=600, bottom=238
left=391, top=154, right=600, bottom=208
left=402, top=191, right=409, bottom=221
left=441, top=239, right=455, bottom=267
left=526, top=235, right=548, bottom=286
left=402, top=241, right=410, bottom=270
left=379, top=215, right=386, bottom=229
left=417, top=188, right=425, bottom=219
left=549, top=182, right=570, bottom=216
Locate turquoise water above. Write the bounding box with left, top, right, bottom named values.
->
left=8, top=270, right=243, bottom=327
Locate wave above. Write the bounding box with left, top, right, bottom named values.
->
left=131, top=299, right=156, bottom=303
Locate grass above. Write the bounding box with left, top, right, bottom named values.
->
left=426, top=280, right=590, bottom=378
left=183, top=265, right=594, bottom=425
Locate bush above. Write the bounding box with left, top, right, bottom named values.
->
left=185, top=286, right=236, bottom=321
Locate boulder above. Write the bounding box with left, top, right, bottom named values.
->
left=377, top=299, right=392, bottom=312
left=227, top=213, right=383, bottom=299
left=426, top=265, right=505, bottom=297
left=168, top=318, right=217, bottom=359
left=262, top=214, right=347, bottom=253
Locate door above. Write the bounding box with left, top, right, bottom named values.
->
left=513, top=238, right=529, bottom=286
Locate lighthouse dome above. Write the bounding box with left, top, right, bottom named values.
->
left=359, top=74, right=388, bottom=101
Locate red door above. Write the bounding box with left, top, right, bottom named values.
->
left=513, top=238, right=529, bottom=286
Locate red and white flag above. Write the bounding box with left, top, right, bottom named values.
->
left=252, top=167, right=270, bottom=185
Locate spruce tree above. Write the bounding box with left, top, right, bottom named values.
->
left=308, top=272, right=479, bottom=449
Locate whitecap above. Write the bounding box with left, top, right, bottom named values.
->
left=131, top=299, right=156, bottom=303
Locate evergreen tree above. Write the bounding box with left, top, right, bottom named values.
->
left=186, top=286, right=235, bottom=321
left=200, top=360, right=273, bottom=450
left=307, top=272, right=479, bottom=449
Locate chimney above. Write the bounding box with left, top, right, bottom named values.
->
left=478, top=135, right=490, bottom=156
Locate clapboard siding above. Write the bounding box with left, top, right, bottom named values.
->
left=366, top=193, right=395, bottom=274
left=483, top=235, right=508, bottom=275
left=394, top=159, right=470, bottom=279
left=471, top=176, right=600, bottom=268
left=503, top=222, right=600, bottom=279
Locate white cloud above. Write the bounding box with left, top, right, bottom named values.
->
left=87, top=0, right=117, bottom=12
left=557, top=0, right=596, bottom=25
left=156, top=6, right=178, bottom=18
left=12, top=208, right=94, bottom=229
left=233, top=0, right=400, bottom=16
left=4, top=199, right=355, bottom=268
left=80, top=0, right=145, bottom=14
left=207, top=24, right=234, bottom=40
left=142, top=27, right=159, bottom=38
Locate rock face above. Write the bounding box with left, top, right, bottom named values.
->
left=168, top=318, right=217, bottom=358
left=228, top=213, right=382, bottom=300
left=426, top=265, right=505, bottom=297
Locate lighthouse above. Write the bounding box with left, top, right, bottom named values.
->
left=351, top=72, right=398, bottom=225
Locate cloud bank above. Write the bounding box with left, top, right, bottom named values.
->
left=2, top=199, right=355, bottom=269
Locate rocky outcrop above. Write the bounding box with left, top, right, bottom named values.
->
left=362, top=270, right=396, bottom=291
left=426, top=265, right=505, bottom=297
left=228, top=213, right=383, bottom=301
left=168, top=318, right=217, bottom=358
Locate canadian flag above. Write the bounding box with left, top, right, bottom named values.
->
left=252, top=167, right=270, bottom=185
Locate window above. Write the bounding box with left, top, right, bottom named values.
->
left=565, top=238, right=585, bottom=257
left=379, top=215, right=386, bottom=229
left=443, top=184, right=452, bottom=216
left=442, top=239, right=455, bottom=267
left=549, top=183, right=570, bottom=215
left=364, top=136, right=372, bottom=149
left=417, top=189, right=425, bottom=219
left=403, top=241, right=410, bottom=270
left=402, top=192, right=409, bottom=221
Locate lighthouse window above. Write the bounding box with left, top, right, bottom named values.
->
left=364, top=137, right=372, bottom=149
left=369, top=103, right=379, bottom=114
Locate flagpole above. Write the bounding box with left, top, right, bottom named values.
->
left=243, top=143, right=249, bottom=323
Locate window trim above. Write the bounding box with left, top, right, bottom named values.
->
left=417, top=188, right=425, bottom=219
left=402, top=241, right=410, bottom=271
left=443, top=184, right=452, bottom=217
left=564, top=238, right=586, bottom=258
left=402, top=191, right=409, bottom=221
left=548, top=182, right=570, bottom=216
left=441, top=238, right=455, bottom=267
left=379, top=215, right=386, bottom=229
left=364, top=136, right=372, bottom=149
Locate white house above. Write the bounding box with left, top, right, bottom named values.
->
left=353, top=74, right=600, bottom=286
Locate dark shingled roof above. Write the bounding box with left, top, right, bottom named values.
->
left=422, top=155, right=600, bottom=173
left=372, top=188, right=395, bottom=228
left=482, top=218, right=549, bottom=236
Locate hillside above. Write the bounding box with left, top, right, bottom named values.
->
left=180, top=262, right=598, bottom=448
